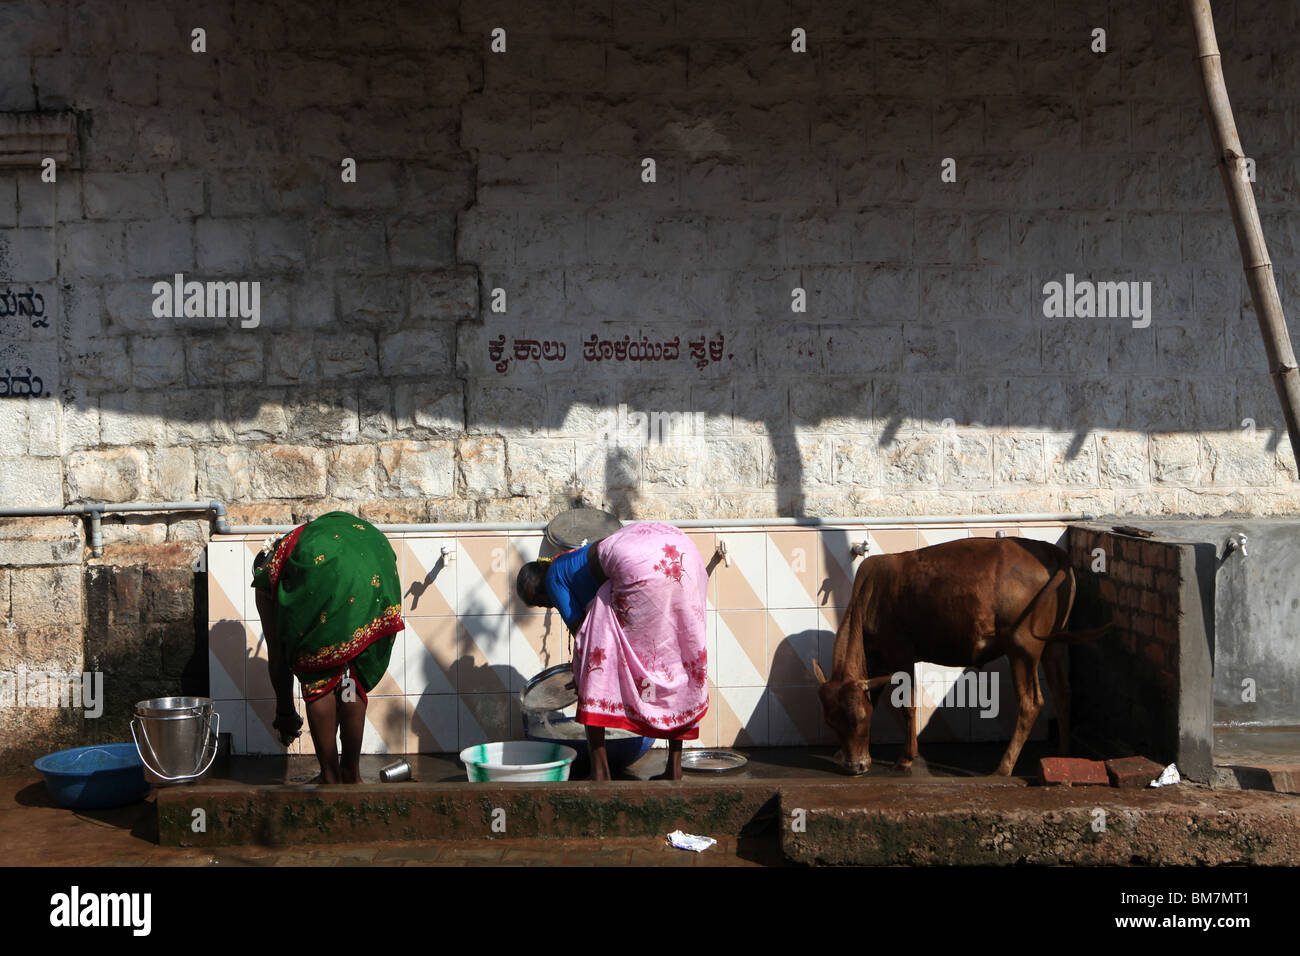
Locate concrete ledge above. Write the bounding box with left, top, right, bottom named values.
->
left=1215, top=764, right=1300, bottom=794
left=156, top=779, right=779, bottom=847
left=780, top=783, right=1300, bottom=865
left=159, top=775, right=1300, bottom=864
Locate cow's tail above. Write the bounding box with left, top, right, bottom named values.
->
left=1019, top=566, right=1112, bottom=644
left=1057, top=562, right=1114, bottom=643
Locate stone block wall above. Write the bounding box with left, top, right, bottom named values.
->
left=80, top=545, right=207, bottom=744
left=0, top=0, right=1298, bottom=535
left=2, top=0, right=1300, bottom=763
left=0, top=521, right=208, bottom=766
left=0, top=518, right=87, bottom=765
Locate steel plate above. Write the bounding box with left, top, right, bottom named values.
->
left=681, top=749, right=748, bottom=773
left=520, top=662, right=578, bottom=712
left=545, top=507, right=622, bottom=552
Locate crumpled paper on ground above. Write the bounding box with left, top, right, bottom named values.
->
left=1149, top=763, right=1181, bottom=787
left=666, top=830, right=716, bottom=852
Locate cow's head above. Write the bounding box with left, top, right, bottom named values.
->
left=812, top=659, right=891, bottom=775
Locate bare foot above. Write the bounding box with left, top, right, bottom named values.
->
left=585, top=726, right=611, bottom=781
left=650, top=751, right=683, bottom=780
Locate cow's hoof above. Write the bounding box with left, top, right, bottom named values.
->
left=893, top=760, right=914, bottom=774
left=993, top=764, right=1013, bottom=777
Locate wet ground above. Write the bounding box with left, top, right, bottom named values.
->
left=204, top=741, right=1058, bottom=787
left=1212, top=724, right=1300, bottom=791
left=8, top=734, right=1300, bottom=865
left=176, top=730, right=1300, bottom=792
left=1214, top=724, right=1300, bottom=764
left=0, top=767, right=783, bottom=865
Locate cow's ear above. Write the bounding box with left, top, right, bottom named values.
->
left=811, top=658, right=828, bottom=685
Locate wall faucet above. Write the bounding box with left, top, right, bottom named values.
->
left=1225, top=532, right=1248, bottom=558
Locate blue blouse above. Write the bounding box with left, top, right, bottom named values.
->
left=545, top=545, right=600, bottom=631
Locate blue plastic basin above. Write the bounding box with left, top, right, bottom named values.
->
left=523, top=716, right=653, bottom=773
left=34, top=743, right=150, bottom=810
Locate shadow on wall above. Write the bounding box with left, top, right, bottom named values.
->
left=22, top=1, right=1300, bottom=520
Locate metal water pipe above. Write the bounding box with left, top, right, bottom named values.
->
left=0, top=500, right=1094, bottom=555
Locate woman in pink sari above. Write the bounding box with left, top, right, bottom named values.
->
left=517, top=522, right=709, bottom=780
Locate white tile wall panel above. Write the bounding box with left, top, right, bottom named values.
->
left=209, top=522, right=1068, bottom=753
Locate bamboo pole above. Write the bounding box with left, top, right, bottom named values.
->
left=1186, top=0, right=1300, bottom=472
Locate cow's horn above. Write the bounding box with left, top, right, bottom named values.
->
left=811, top=658, right=828, bottom=685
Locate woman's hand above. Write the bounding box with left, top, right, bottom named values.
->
left=273, top=709, right=304, bottom=746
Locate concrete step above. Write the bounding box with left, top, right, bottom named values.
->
left=779, top=782, right=1300, bottom=865
left=1214, top=765, right=1300, bottom=793
left=1213, top=725, right=1300, bottom=794
left=158, top=757, right=1300, bottom=863
left=157, top=779, right=781, bottom=846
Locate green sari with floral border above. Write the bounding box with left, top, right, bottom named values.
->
left=251, top=512, right=404, bottom=702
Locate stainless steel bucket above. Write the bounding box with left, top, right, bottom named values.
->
left=130, top=696, right=220, bottom=783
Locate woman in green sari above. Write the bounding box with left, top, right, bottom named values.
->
left=251, top=512, right=404, bottom=784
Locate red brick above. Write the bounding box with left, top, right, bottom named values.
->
left=1040, top=757, right=1109, bottom=786
left=1106, top=756, right=1166, bottom=788
left=1132, top=566, right=1153, bottom=589
left=1156, top=666, right=1178, bottom=692
left=1142, top=640, right=1167, bottom=670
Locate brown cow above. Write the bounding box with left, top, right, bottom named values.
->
left=812, top=536, right=1101, bottom=777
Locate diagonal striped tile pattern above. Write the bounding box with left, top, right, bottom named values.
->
left=210, top=523, right=1066, bottom=753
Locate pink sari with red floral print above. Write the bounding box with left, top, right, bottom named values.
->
left=572, top=523, right=709, bottom=740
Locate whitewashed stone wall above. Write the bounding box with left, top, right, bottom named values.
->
left=1, top=0, right=1300, bottom=538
